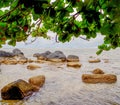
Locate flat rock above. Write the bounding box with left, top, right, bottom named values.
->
left=27, top=64, right=41, bottom=70
left=92, top=68, right=104, bottom=74
left=67, top=55, right=79, bottom=62
left=88, top=58, right=101, bottom=63
left=1, top=79, right=34, bottom=100
left=28, top=75, right=45, bottom=91
left=82, top=74, right=117, bottom=83
left=67, top=62, right=82, bottom=68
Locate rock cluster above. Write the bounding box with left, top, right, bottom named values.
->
left=1, top=75, right=45, bottom=100
left=33, top=50, right=66, bottom=62
left=33, top=51, right=81, bottom=68
left=0, top=49, right=28, bottom=65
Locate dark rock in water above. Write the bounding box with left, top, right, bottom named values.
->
left=36, top=51, right=51, bottom=60
left=33, top=51, right=51, bottom=60
left=0, top=50, right=15, bottom=57
left=47, top=51, right=66, bottom=62
left=1, top=79, right=34, bottom=100
left=54, top=51, right=64, bottom=54
left=67, top=55, right=79, bottom=62
left=33, top=53, right=41, bottom=57
left=12, top=48, right=24, bottom=57
left=44, top=51, right=51, bottom=55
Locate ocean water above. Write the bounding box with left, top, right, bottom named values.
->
left=0, top=48, right=120, bottom=105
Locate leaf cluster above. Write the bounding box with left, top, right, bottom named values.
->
left=0, top=0, right=120, bottom=54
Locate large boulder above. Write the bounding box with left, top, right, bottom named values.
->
left=47, top=51, right=66, bottom=62
left=67, top=55, right=79, bottom=62
left=12, top=48, right=24, bottom=57
left=27, top=64, right=41, bottom=70
left=92, top=68, right=104, bottom=74
left=82, top=74, right=117, bottom=83
left=28, top=75, right=45, bottom=91
left=1, top=79, right=34, bottom=100
left=0, top=50, right=15, bottom=57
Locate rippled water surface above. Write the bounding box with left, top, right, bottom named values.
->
left=0, top=48, right=120, bottom=105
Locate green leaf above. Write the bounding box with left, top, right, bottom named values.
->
left=96, top=49, right=103, bottom=55
left=10, top=0, right=19, bottom=9
left=0, top=22, right=7, bottom=27
left=0, top=10, right=4, bottom=16
left=66, top=5, right=74, bottom=13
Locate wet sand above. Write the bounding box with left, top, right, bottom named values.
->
left=0, top=48, right=120, bottom=105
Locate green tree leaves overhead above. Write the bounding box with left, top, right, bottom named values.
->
left=0, top=0, right=120, bottom=54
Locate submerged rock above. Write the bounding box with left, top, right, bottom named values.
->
left=67, top=55, right=79, bottom=62
left=28, top=75, right=45, bottom=91
left=27, top=64, right=41, bottom=70
left=1, top=79, right=34, bottom=100
left=92, top=68, right=104, bottom=74
left=82, top=74, right=117, bottom=83
left=88, top=58, right=101, bottom=63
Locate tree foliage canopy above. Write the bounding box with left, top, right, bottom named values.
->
left=0, top=0, right=120, bottom=54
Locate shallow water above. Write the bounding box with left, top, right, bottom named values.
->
left=0, top=48, right=120, bottom=105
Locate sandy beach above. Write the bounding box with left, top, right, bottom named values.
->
left=0, top=48, right=120, bottom=105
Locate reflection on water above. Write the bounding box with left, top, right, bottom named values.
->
left=0, top=48, right=120, bottom=105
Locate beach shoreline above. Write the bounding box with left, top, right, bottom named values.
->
left=0, top=48, right=120, bottom=105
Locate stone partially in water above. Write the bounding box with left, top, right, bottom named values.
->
left=34, top=51, right=51, bottom=60
left=1, top=79, right=34, bottom=100
left=92, top=68, right=104, bottom=74
left=12, top=48, right=24, bottom=57
left=82, top=74, right=117, bottom=84
left=28, top=75, right=45, bottom=91
left=3, top=57, right=18, bottom=65
left=18, top=57, right=28, bottom=64
left=88, top=58, right=101, bottom=63
left=67, top=62, right=82, bottom=68
left=67, top=55, right=79, bottom=62
left=27, top=64, right=41, bottom=70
